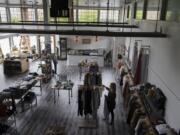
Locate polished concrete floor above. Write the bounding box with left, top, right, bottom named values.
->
left=1, top=60, right=133, bottom=135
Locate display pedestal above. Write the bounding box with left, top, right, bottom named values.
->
left=78, top=117, right=97, bottom=129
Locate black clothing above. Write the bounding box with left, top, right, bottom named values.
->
left=53, top=61, right=57, bottom=74
left=109, top=110, right=114, bottom=124
left=78, top=90, right=83, bottom=116
left=84, top=90, right=92, bottom=115
left=107, top=92, right=116, bottom=111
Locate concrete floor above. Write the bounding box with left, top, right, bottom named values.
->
left=1, top=60, right=133, bottom=135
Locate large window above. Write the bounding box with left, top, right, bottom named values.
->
left=37, top=9, right=44, bottom=21
left=10, top=8, right=21, bottom=23
left=166, top=0, right=180, bottom=22
left=78, top=10, right=98, bottom=22
left=146, top=0, right=162, bottom=20
left=0, top=7, right=7, bottom=22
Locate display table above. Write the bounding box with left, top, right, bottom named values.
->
left=51, top=81, right=74, bottom=104
left=3, top=58, right=29, bottom=74
left=3, top=75, right=42, bottom=112
left=67, top=54, right=104, bottom=67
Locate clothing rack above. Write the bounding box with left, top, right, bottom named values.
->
left=78, top=68, right=102, bottom=129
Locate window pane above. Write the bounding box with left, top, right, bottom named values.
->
left=9, top=0, right=20, bottom=4
left=166, top=0, right=180, bottom=22
left=10, top=8, right=21, bottom=23
left=0, top=38, right=10, bottom=56
left=36, top=0, right=43, bottom=5
left=100, top=10, right=107, bottom=22
left=136, top=1, right=144, bottom=20
left=78, top=0, right=86, bottom=6
left=100, top=0, right=120, bottom=8
left=27, top=8, right=36, bottom=21
left=147, top=0, right=162, bottom=20
left=109, top=10, right=119, bottom=22
left=73, top=0, right=78, bottom=6
left=78, top=10, right=98, bottom=22
left=13, top=36, right=21, bottom=50
left=0, top=0, right=5, bottom=3
left=57, top=18, right=69, bottom=22
left=37, top=9, right=44, bottom=21
left=0, top=7, right=7, bottom=22
left=74, top=9, right=77, bottom=22
left=78, top=0, right=99, bottom=6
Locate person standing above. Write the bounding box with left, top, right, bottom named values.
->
left=103, top=82, right=116, bottom=125
left=52, top=54, right=58, bottom=74
left=78, top=62, right=82, bottom=80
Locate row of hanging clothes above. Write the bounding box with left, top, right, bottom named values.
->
left=77, top=85, right=103, bottom=119
left=123, top=82, right=178, bottom=135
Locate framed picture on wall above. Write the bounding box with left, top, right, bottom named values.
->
left=59, top=38, right=67, bottom=60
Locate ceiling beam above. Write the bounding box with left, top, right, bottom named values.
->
left=0, top=23, right=137, bottom=28
left=0, top=29, right=167, bottom=38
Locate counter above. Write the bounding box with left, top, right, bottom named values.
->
left=67, top=54, right=104, bottom=67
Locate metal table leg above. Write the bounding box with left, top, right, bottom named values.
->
left=54, top=88, right=56, bottom=104
left=68, top=89, right=70, bottom=104
left=40, top=79, right=42, bottom=95
left=71, top=89, right=73, bottom=97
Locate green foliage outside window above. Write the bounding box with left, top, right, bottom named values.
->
left=11, top=17, right=21, bottom=23
left=78, top=10, right=98, bottom=22
left=136, top=10, right=143, bottom=20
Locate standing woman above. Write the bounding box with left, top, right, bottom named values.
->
left=52, top=54, right=58, bottom=74
left=103, top=82, right=116, bottom=125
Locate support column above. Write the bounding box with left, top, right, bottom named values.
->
left=9, top=36, right=14, bottom=52
left=34, top=1, right=38, bottom=22
left=37, top=35, right=41, bottom=56
left=43, top=0, right=51, bottom=53
left=6, top=0, right=11, bottom=22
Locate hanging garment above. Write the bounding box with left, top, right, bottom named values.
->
left=91, top=89, right=100, bottom=119
left=78, top=89, right=83, bottom=116
left=130, top=108, right=146, bottom=128
left=134, top=49, right=143, bottom=85
left=84, top=89, right=92, bottom=115
left=123, top=82, right=130, bottom=109
left=107, top=91, right=116, bottom=111
left=96, top=73, right=102, bottom=85
left=104, top=95, right=109, bottom=119
left=140, top=49, right=150, bottom=83
left=132, top=44, right=138, bottom=74
left=127, top=100, right=142, bottom=124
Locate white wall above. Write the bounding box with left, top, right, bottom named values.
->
left=67, top=36, right=112, bottom=50
left=124, top=20, right=180, bottom=131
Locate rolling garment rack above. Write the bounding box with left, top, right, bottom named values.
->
left=78, top=63, right=103, bottom=129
